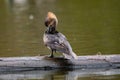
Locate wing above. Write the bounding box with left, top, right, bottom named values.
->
left=47, top=33, right=73, bottom=54
left=43, top=32, right=73, bottom=54
left=43, top=32, right=77, bottom=59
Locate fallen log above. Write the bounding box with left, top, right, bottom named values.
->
left=0, top=55, right=120, bottom=71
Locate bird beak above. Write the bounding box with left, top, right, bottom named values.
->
left=47, top=27, right=51, bottom=32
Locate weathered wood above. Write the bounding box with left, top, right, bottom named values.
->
left=0, top=55, right=120, bottom=71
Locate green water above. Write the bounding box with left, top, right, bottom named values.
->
left=0, top=0, right=120, bottom=80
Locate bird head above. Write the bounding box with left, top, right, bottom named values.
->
left=44, top=12, right=58, bottom=32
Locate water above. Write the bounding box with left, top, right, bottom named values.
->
left=0, top=69, right=120, bottom=80
left=0, top=0, right=120, bottom=80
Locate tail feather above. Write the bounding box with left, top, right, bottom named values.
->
left=63, top=52, right=78, bottom=59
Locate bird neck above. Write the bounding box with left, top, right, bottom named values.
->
left=45, top=29, right=58, bottom=34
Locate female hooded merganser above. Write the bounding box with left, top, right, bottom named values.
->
left=43, top=12, right=77, bottom=59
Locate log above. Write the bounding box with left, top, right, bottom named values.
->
left=0, top=55, right=120, bottom=71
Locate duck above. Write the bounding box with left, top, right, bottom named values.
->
left=43, top=12, right=77, bottom=59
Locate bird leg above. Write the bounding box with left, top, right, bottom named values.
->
left=49, top=49, right=54, bottom=58
left=54, top=49, right=56, bottom=53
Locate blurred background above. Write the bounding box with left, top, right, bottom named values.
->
left=0, top=0, right=120, bottom=57
left=0, top=0, right=120, bottom=80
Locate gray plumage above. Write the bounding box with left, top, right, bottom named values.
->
left=43, top=31, right=77, bottom=59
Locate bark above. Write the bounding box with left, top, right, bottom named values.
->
left=0, top=55, right=120, bottom=71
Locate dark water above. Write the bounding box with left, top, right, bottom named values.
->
left=0, top=69, right=120, bottom=80
left=0, top=0, right=120, bottom=80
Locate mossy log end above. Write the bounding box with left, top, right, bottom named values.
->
left=0, top=55, right=120, bottom=71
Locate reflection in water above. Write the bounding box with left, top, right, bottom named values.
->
left=0, top=69, right=120, bottom=80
